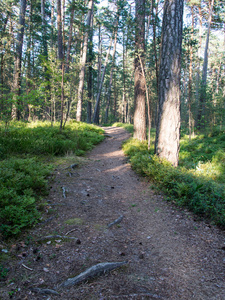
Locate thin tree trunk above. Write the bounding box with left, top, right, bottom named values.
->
left=65, top=6, right=74, bottom=73
left=93, top=34, right=113, bottom=124
left=197, top=0, right=214, bottom=129
left=57, top=0, right=63, bottom=61
left=195, top=2, right=202, bottom=105
left=97, top=24, right=102, bottom=94
left=51, top=0, right=55, bottom=49
left=57, top=0, right=64, bottom=129
left=188, top=5, right=194, bottom=141
left=87, top=11, right=94, bottom=123
left=76, top=0, right=94, bottom=122
left=104, top=20, right=119, bottom=124
left=155, top=0, right=184, bottom=167
left=12, top=0, right=27, bottom=120
left=139, top=54, right=151, bottom=149
left=133, top=0, right=146, bottom=141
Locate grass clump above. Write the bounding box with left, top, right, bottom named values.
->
left=0, top=121, right=105, bottom=237
left=123, top=134, right=225, bottom=227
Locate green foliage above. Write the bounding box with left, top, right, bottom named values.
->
left=0, top=264, right=9, bottom=280
left=0, top=121, right=104, bottom=158
left=0, top=121, right=104, bottom=237
left=112, top=122, right=134, bottom=134
left=0, top=157, right=52, bottom=237
left=123, top=136, right=225, bottom=227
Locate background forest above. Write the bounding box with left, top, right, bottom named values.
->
left=1, top=0, right=224, bottom=130
left=0, top=0, right=225, bottom=237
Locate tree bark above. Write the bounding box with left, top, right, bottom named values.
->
left=133, top=0, right=146, bottom=141
left=155, top=0, right=184, bottom=167
left=188, top=5, right=194, bottom=141
left=12, top=0, right=27, bottom=120
left=87, top=11, right=94, bottom=123
left=76, top=0, right=94, bottom=122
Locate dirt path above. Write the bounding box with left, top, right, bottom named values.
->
left=1, top=127, right=225, bottom=299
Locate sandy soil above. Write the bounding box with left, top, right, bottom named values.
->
left=1, top=126, right=225, bottom=300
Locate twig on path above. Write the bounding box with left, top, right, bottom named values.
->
left=62, top=187, right=66, bottom=198
left=107, top=215, right=124, bottom=228
left=30, top=287, right=59, bottom=295
left=22, top=264, right=33, bottom=271
left=60, top=261, right=128, bottom=288
left=36, top=235, right=78, bottom=242
left=110, top=293, right=161, bottom=299
left=65, top=228, right=77, bottom=236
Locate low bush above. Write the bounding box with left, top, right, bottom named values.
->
left=112, top=122, right=134, bottom=134
left=0, top=157, right=52, bottom=236
left=0, top=121, right=105, bottom=237
left=123, top=138, right=225, bottom=227
left=0, top=121, right=104, bottom=158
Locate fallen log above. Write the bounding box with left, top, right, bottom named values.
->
left=60, top=261, right=128, bottom=288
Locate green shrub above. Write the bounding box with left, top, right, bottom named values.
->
left=0, top=121, right=105, bottom=237
left=0, top=157, right=52, bottom=237
left=123, top=138, right=225, bottom=227
left=0, top=121, right=105, bottom=158
left=112, top=122, right=134, bottom=134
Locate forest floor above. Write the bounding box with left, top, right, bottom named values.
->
left=1, top=126, right=225, bottom=300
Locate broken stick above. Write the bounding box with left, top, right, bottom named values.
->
left=107, top=215, right=124, bottom=228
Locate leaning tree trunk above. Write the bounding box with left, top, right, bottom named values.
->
left=12, top=0, right=27, bottom=120
left=76, top=0, right=93, bottom=122
left=133, top=0, right=146, bottom=141
left=155, top=0, right=184, bottom=167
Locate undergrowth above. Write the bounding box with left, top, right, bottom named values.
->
left=0, top=121, right=104, bottom=237
left=112, top=122, right=134, bottom=134
left=122, top=128, right=225, bottom=227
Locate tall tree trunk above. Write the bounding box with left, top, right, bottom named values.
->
left=12, top=0, right=27, bottom=120
left=195, top=2, right=202, bottom=106
left=151, top=0, right=160, bottom=127
left=51, top=0, right=55, bottom=49
left=41, top=0, right=48, bottom=58
left=133, top=0, right=146, bottom=141
left=57, top=0, right=63, bottom=61
left=97, top=24, right=102, bottom=94
left=188, top=5, right=194, bottom=141
left=155, top=0, right=184, bottom=167
left=87, top=11, right=94, bottom=123
left=65, top=6, right=74, bottom=73
left=57, top=0, right=64, bottom=129
left=104, top=18, right=119, bottom=124
left=197, top=0, right=214, bottom=129
left=76, top=0, right=94, bottom=122
left=93, top=34, right=113, bottom=124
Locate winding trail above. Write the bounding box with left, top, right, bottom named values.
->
left=1, top=127, right=225, bottom=299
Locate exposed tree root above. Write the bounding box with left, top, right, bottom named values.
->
left=60, top=261, right=128, bottom=288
